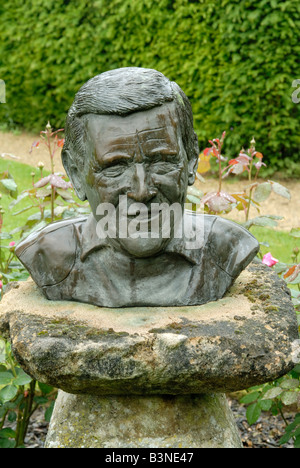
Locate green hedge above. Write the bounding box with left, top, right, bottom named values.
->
left=0, top=0, right=300, bottom=168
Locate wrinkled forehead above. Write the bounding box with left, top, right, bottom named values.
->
left=85, top=102, right=180, bottom=157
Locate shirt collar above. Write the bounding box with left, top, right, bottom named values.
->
left=79, top=212, right=204, bottom=265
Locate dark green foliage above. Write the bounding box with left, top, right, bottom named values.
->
left=0, top=0, right=299, bottom=166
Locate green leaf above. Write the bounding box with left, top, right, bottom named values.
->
left=259, top=399, right=273, bottom=411
left=274, top=262, right=290, bottom=274
left=0, top=232, right=12, bottom=240
left=279, top=430, right=293, bottom=445
left=294, top=426, right=300, bottom=438
left=289, top=274, right=300, bottom=285
left=5, top=341, right=11, bottom=355
left=294, top=413, right=300, bottom=424
left=289, top=289, right=300, bottom=299
left=9, top=191, right=30, bottom=209
left=244, top=215, right=282, bottom=229
left=253, top=182, right=272, bottom=203
left=26, top=211, right=43, bottom=222
left=262, top=387, right=283, bottom=400
left=0, top=371, right=14, bottom=385
left=0, top=340, right=5, bottom=363
left=56, top=188, right=74, bottom=201
left=0, top=385, right=18, bottom=403
left=12, top=205, right=35, bottom=216
left=0, top=178, right=18, bottom=197
left=292, top=413, right=300, bottom=426
left=38, top=382, right=53, bottom=395
left=45, top=400, right=55, bottom=422
left=187, top=186, right=204, bottom=198
left=34, top=396, right=48, bottom=405
left=259, top=241, right=270, bottom=248
left=54, top=205, right=68, bottom=217
left=281, top=391, right=298, bottom=406
left=0, top=427, right=16, bottom=439
left=186, top=194, right=201, bottom=205
left=240, top=391, right=260, bottom=404
left=294, top=435, right=300, bottom=449
left=5, top=394, right=23, bottom=409
left=196, top=172, right=205, bottom=183
left=36, top=188, right=52, bottom=198
left=293, top=365, right=300, bottom=375
left=13, top=369, right=32, bottom=386
left=280, top=379, right=299, bottom=390
left=0, top=438, right=16, bottom=448
left=7, top=411, right=17, bottom=423
left=246, top=403, right=261, bottom=425
left=271, top=181, right=291, bottom=200
left=290, top=228, right=300, bottom=238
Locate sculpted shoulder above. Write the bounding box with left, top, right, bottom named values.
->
left=171, top=212, right=259, bottom=276
left=15, top=217, right=87, bottom=287
left=207, top=216, right=260, bottom=277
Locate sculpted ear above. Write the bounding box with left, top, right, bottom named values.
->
left=188, top=156, right=198, bottom=185
left=187, top=132, right=199, bottom=186
left=61, top=147, right=87, bottom=201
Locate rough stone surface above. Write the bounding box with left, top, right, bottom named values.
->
left=45, top=391, right=243, bottom=448
left=0, top=262, right=298, bottom=395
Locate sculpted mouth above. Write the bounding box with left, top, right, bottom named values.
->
left=120, top=203, right=161, bottom=222
left=127, top=204, right=146, bottom=216
left=128, top=210, right=157, bottom=223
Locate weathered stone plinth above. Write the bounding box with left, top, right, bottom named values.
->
left=45, top=392, right=242, bottom=448
left=0, top=262, right=298, bottom=448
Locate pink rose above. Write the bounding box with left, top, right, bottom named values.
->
left=0, top=281, right=3, bottom=289
left=262, top=252, right=278, bottom=267
left=9, top=241, right=16, bottom=251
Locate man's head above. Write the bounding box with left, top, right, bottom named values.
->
left=62, top=67, right=199, bottom=256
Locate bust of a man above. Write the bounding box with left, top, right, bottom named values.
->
left=16, top=68, right=259, bottom=307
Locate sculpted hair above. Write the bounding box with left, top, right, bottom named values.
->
left=62, top=67, right=199, bottom=171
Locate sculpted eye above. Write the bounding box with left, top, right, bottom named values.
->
left=96, top=161, right=129, bottom=178
left=151, top=161, right=177, bottom=175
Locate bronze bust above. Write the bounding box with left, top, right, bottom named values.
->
left=16, top=68, right=259, bottom=307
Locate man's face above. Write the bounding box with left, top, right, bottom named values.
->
left=79, top=102, right=191, bottom=257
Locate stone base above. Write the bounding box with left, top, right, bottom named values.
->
left=0, top=264, right=298, bottom=396
left=45, top=391, right=242, bottom=448
left=1, top=264, right=298, bottom=449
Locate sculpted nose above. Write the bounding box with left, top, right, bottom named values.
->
left=127, top=164, right=157, bottom=202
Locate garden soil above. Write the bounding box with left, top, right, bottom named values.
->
left=1, top=131, right=299, bottom=448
